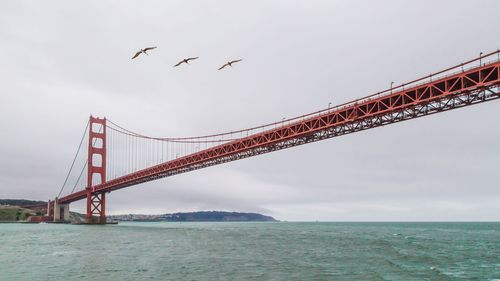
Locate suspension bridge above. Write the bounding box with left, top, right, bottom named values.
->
left=38, top=51, right=500, bottom=223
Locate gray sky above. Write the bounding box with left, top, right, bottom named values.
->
left=1, top=0, right=499, bottom=221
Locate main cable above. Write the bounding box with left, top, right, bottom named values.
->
left=67, top=124, right=103, bottom=195
left=57, top=120, right=90, bottom=198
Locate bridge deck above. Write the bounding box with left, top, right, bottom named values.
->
left=58, top=59, right=500, bottom=204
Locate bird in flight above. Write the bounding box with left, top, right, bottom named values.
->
left=174, top=57, right=199, bottom=67
left=131, top=47, right=157, bottom=59
left=218, top=59, right=242, bottom=70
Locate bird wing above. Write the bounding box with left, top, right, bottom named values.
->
left=218, top=63, right=228, bottom=70
left=186, top=57, right=199, bottom=61
left=230, top=59, right=242, bottom=64
left=131, top=51, right=142, bottom=59
left=144, top=46, right=157, bottom=52
left=173, top=60, right=184, bottom=67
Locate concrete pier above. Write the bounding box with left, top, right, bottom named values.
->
left=53, top=198, right=70, bottom=222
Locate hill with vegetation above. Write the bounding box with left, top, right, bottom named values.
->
left=0, top=199, right=46, bottom=207
left=0, top=205, right=36, bottom=221
left=108, top=211, right=278, bottom=222
left=0, top=199, right=278, bottom=223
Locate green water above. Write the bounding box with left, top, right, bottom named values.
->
left=0, top=222, right=498, bottom=280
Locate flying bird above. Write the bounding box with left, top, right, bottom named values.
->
left=218, top=59, right=242, bottom=70
left=131, top=47, right=157, bottom=59
left=174, top=57, right=199, bottom=67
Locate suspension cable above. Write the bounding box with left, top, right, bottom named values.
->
left=104, top=50, right=500, bottom=143
left=57, top=120, right=90, bottom=198
left=105, top=124, right=242, bottom=143
left=61, top=50, right=500, bottom=197
left=67, top=123, right=103, bottom=195
left=70, top=161, right=87, bottom=194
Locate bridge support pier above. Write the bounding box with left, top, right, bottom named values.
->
left=53, top=198, right=70, bottom=222
left=86, top=192, right=106, bottom=224
left=46, top=200, right=52, bottom=217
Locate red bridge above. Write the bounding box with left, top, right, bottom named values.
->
left=45, top=51, right=500, bottom=223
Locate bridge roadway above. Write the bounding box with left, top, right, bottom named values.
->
left=58, top=58, right=500, bottom=205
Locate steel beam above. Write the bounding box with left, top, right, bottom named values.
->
left=58, top=60, right=500, bottom=205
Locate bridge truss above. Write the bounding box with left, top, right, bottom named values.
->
left=50, top=51, right=500, bottom=223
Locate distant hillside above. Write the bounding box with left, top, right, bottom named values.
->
left=0, top=205, right=36, bottom=221
left=0, top=199, right=47, bottom=207
left=108, top=211, right=278, bottom=222
left=69, top=212, right=86, bottom=223
left=0, top=199, right=279, bottom=223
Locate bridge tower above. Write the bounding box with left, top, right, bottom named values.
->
left=86, top=116, right=107, bottom=224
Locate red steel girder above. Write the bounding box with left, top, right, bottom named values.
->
left=58, top=60, right=500, bottom=205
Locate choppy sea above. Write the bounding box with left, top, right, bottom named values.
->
left=0, top=222, right=498, bottom=280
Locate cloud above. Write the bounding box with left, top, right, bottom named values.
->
left=1, top=0, right=500, bottom=221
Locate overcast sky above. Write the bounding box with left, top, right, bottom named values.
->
left=1, top=0, right=499, bottom=221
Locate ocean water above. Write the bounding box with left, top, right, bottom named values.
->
left=0, top=222, right=498, bottom=280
